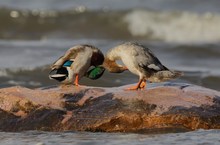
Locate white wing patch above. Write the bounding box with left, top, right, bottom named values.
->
left=147, top=64, right=161, bottom=71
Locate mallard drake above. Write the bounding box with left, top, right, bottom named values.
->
left=50, top=44, right=105, bottom=86
left=103, top=42, right=183, bottom=90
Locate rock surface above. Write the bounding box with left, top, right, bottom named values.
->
left=0, top=83, right=220, bottom=133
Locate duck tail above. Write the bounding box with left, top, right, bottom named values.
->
left=150, top=70, right=183, bottom=82
left=51, top=56, right=66, bottom=70
left=173, top=70, right=184, bottom=78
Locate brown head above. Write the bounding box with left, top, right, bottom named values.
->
left=103, top=58, right=127, bottom=73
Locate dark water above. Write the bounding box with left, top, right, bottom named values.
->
left=0, top=130, right=220, bottom=145
left=0, top=0, right=220, bottom=144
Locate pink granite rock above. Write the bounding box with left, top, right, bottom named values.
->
left=0, top=83, right=220, bottom=132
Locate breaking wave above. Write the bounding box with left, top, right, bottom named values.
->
left=1, top=7, right=220, bottom=43
left=124, top=10, right=220, bottom=43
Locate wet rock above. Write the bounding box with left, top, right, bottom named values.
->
left=0, top=83, right=220, bottom=133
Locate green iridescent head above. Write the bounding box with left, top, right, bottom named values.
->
left=86, top=66, right=105, bottom=80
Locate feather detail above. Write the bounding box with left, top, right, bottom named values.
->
left=50, top=44, right=105, bottom=84
left=86, top=66, right=105, bottom=80
left=148, top=70, right=183, bottom=82
left=104, top=42, right=183, bottom=86
left=63, top=60, right=74, bottom=67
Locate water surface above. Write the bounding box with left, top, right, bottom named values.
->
left=1, top=130, right=220, bottom=145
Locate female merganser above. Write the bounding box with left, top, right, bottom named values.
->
left=50, top=44, right=104, bottom=86
left=103, top=42, right=183, bottom=90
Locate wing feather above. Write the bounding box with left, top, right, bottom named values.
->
left=51, top=45, right=86, bottom=70
left=134, top=44, right=168, bottom=73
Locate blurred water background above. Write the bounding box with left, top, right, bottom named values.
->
left=0, top=0, right=220, bottom=144
left=0, top=0, right=220, bottom=90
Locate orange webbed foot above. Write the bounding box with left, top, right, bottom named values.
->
left=125, top=85, right=140, bottom=90
left=125, top=79, right=147, bottom=91
left=140, top=81, right=147, bottom=90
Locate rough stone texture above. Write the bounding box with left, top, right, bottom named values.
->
left=0, top=83, right=220, bottom=133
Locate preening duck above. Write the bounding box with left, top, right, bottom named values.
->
left=50, top=44, right=104, bottom=86
left=103, top=42, right=183, bottom=90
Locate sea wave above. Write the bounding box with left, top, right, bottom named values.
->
left=0, top=67, right=50, bottom=88
left=0, top=7, right=129, bottom=40
left=124, top=10, right=220, bottom=43
left=1, top=7, right=220, bottom=43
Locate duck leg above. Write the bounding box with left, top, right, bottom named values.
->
left=74, top=74, right=79, bottom=86
left=140, top=80, right=147, bottom=90
left=125, top=79, right=144, bottom=90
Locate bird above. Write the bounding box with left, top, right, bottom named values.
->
left=50, top=44, right=104, bottom=86
left=103, top=42, right=183, bottom=90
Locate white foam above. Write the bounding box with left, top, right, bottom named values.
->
left=124, top=10, right=220, bottom=43
left=0, top=70, right=8, bottom=77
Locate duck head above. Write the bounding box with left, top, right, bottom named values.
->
left=103, top=58, right=127, bottom=73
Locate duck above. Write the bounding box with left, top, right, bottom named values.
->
left=50, top=44, right=104, bottom=86
left=103, top=42, right=183, bottom=90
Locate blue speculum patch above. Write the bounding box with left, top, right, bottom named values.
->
left=63, top=60, right=73, bottom=67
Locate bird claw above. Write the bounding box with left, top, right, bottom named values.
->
left=140, top=81, right=146, bottom=90
left=125, top=85, right=140, bottom=91
left=74, top=83, right=85, bottom=87
left=124, top=81, right=146, bottom=91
